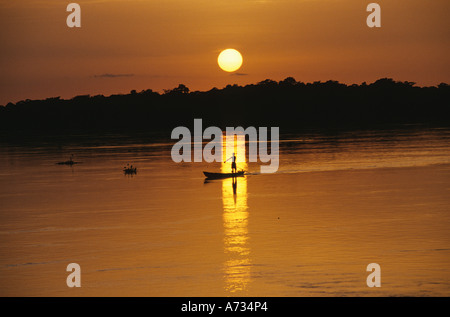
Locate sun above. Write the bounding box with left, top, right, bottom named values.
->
left=218, top=49, right=243, bottom=72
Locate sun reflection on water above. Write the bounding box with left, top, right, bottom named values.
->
left=222, top=134, right=250, bottom=293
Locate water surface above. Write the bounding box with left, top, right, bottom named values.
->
left=0, top=127, right=449, bottom=296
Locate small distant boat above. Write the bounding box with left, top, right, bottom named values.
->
left=123, top=165, right=137, bottom=174
left=203, top=170, right=245, bottom=180
left=124, top=167, right=137, bottom=174
left=56, top=155, right=78, bottom=165
left=56, top=160, right=78, bottom=165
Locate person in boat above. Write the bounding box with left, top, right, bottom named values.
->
left=225, top=152, right=237, bottom=174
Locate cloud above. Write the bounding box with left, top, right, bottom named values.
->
left=93, top=73, right=134, bottom=78
left=231, top=72, right=248, bottom=76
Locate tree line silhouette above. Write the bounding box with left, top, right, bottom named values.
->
left=0, top=78, right=449, bottom=134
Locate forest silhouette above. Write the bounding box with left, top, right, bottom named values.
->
left=0, top=78, right=449, bottom=135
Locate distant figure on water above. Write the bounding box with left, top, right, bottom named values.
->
left=225, top=152, right=237, bottom=174
left=123, top=163, right=137, bottom=175
left=57, top=154, right=78, bottom=165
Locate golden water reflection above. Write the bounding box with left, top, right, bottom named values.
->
left=222, top=133, right=250, bottom=293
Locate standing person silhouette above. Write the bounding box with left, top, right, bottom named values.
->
left=225, top=152, right=237, bottom=174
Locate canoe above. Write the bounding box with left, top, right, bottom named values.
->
left=203, top=171, right=245, bottom=179
left=57, top=155, right=78, bottom=165
left=56, top=160, right=78, bottom=165
left=124, top=168, right=137, bottom=174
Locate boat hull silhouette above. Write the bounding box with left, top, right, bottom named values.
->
left=56, top=161, right=78, bottom=165
left=203, top=171, right=245, bottom=179
left=124, top=168, right=137, bottom=174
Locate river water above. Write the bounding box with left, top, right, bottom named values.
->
left=0, top=126, right=449, bottom=296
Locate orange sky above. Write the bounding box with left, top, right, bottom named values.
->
left=0, top=0, right=449, bottom=105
